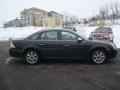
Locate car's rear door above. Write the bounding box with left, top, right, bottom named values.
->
left=37, top=30, right=62, bottom=58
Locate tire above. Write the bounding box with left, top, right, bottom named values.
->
left=91, top=49, right=107, bottom=64
left=25, top=50, right=39, bottom=65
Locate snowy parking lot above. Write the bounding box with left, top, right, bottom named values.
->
left=0, top=25, right=120, bottom=90
left=0, top=41, right=120, bottom=90
left=0, top=25, right=120, bottom=48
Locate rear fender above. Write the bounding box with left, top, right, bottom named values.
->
left=23, top=46, right=42, bottom=57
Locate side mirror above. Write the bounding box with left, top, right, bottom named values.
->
left=88, top=37, right=92, bottom=40
left=77, top=38, right=82, bottom=43
left=109, top=32, right=112, bottom=34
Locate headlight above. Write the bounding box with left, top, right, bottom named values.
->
left=104, top=35, right=109, bottom=39
left=110, top=43, right=117, bottom=49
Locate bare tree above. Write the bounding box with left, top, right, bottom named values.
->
left=114, top=2, right=120, bottom=19
left=99, top=6, right=109, bottom=20
left=62, top=12, right=70, bottom=26
left=98, top=2, right=120, bottom=24
left=70, top=15, right=79, bottom=25
left=99, top=8, right=106, bottom=20
left=110, top=3, right=115, bottom=23
left=104, top=6, right=109, bottom=19
left=62, top=12, right=79, bottom=26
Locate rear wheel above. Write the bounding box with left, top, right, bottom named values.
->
left=25, top=50, right=39, bottom=65
left=91, top=49, right=107, bottom=64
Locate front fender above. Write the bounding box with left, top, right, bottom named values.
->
left=87, top=45, right=110, bottom=59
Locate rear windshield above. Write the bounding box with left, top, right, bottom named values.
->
left=94, top=27, right=112, bottom=33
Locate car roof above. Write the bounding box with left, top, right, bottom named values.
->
left=37, top=29, right=76, bottom=33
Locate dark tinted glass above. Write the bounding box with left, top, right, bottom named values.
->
left=94, top=27, right=112, bottom=33
left=41, top=31, right=57, bottom=40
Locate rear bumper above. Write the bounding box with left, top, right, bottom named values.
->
left=9, top=48, right=24, bottom=58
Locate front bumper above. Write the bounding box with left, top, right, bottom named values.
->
left=9, top=48, right=24, bottom=58
left=108, top=49, right=117, bottom=58
left=91, top=36, right=113, bottom=41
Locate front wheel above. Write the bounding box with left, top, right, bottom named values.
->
left=91, top=49, right=107, bottom=64
left=25, top=50, right=39, bottom=65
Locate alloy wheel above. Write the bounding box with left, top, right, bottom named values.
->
left=92, top=50, right=106, bottom=64
left=25, top=50, right=39, bottom=64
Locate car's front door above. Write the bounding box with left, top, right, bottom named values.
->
left=60, top=31, right=88, bottom=59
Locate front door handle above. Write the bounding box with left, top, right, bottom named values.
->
left=64, top=45, right=70, bottom=47
left=39, top=44, right=45, bottom=46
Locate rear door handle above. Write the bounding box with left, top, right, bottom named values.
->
left=64, top=45, right=70, bottom=47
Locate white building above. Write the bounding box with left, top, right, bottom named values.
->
left=20, top=7, right=48, bottom=26
left=4, top=19, right=22, bottom=28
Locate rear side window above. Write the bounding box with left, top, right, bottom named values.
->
left=40, top=31, right=58, bottom=40
left=28, top=33, right=40, bottom=40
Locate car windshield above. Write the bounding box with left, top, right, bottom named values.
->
left=94, top=27, right=112, bottom=33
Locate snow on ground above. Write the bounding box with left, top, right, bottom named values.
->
left=110, top=25, right=120, bottom=48
left=76, top=26, right=97, bottom=38
left=0, top=26, right=62, bottom=40
left=0, top=27, right=47, bottom=40
left=0, top=25, right=120, bottom=48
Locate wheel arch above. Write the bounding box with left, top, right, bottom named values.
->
left=23, top=47, right=42, bottom=58
left=88, top=47, right=109, bottom=59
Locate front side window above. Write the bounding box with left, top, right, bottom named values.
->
left=61, top=31, right=77, bottom=40
left=41, top=31, right=57, bottom=40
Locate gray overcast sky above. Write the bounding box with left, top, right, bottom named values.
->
left=0, top=0, right=119, bottom=25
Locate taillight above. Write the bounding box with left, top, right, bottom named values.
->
left=9, top=39, right=15, bottom=48
left=10, top=41, right=15, bottom=48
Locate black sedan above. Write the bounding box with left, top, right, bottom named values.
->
left=9, top=29, right=117, bottom=65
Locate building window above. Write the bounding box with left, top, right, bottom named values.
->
left=48, top=13, right=52, bottom=17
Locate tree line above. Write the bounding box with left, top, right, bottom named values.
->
left=90, top=2, right=120, bottom=23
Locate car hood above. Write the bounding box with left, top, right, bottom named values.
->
left=87, top=40, right=115, bottom=46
